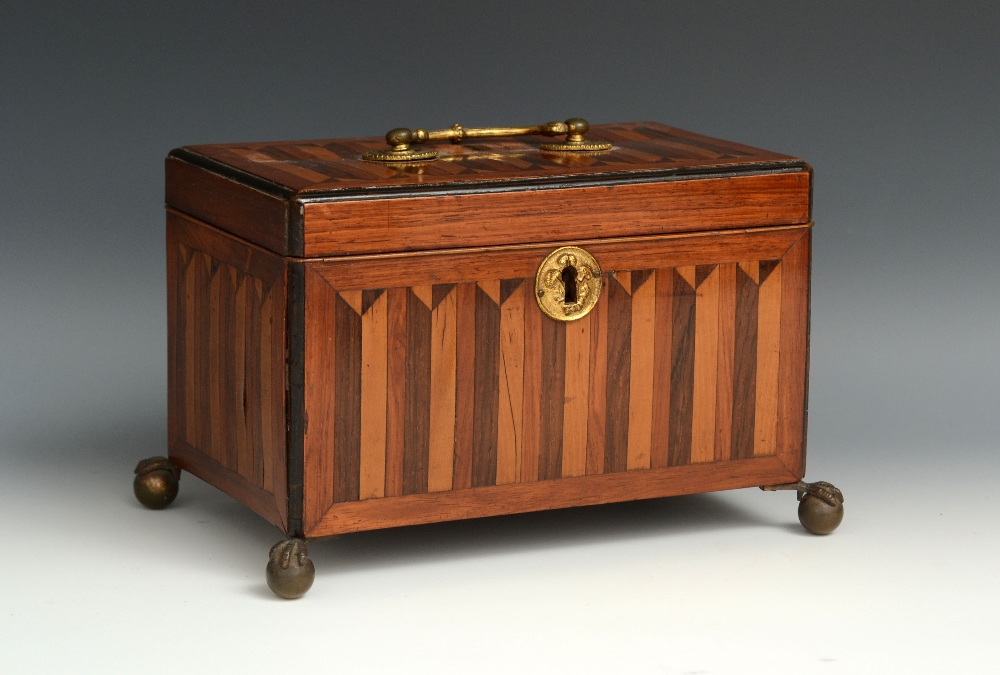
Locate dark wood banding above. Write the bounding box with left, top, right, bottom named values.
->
left=538, top=318, right=566, bottom=481
left=472, top=286, right=500, bottom=488
left=731, top=264, right=759, bottom=460
left=668, top=269, right=696, bottom=466
left=333, top=294, right=362, bottom=503
left=453, top=283, right=477, bottom=490
left=403, top=289, right=432, bottom=495
left=604, top=274, right=631, bottom=473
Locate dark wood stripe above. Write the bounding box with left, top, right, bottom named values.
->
left=333, top=294, right=362, bottom=502
left=732, top=265, right=759, bottom=460
left=247, top=278, right=264, bottom=485
left=385, top=287, right=408, bottom=497
left=195, top=254, right=213, bottom=460
left=668, top=269, right=696, bottom=466
left=650, top=267, right=674, bottom=469
left=362, top=288, right=385, bottom=314
left=538, top=317, right=566, bottom=480
left=403, top=290, right=432, bottom=495
left=586, top=291, right=608, bottom=475
left=453, top=283, right=477, bottom=490
left=631, top=269, right=653, bottom=291
left=221, top=268, right=239, bottom=471
left=500, top=278, right=524, bottom=305
left=604, top=274, right=631, bottom=473
left=759, top=259, right=780, bottom=284
left=433, top=283, right=457, bottom=310
left=472, top=286, right=501, bottom=487
left=235, top=271, right=253, bottom=482
left=286, top=261, right=305, bottom=536
left=521, top=286, right=542, bottom=482
left=696, top=263, right=718, bottom=288
left=167, top=241, right=185, bottom=452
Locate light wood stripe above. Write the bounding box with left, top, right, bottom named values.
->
left=385, top=287, right=407, bottom=497
left=233, top=272, right=250, bottom=480
left=303, top=268, right=337, bottom=528
left=691, top=266, right=719, bottom=463
left=776, top=232, right=810, bottom=477
left=428, top=286, right=457, bottom=492
left=586, top=292, right=608, bottom=475
left=340, top=290, right=362, bottom=315
left=250, top=279, right=265, bottom=486
left=650, top=268, right=673, bottom=469
left=714, top=263, right=737, bottom=462
left=497, top=282, right=525, bottom=485
left=208, top=264, right=224, bottom=464
left=521, top=290, right=542, bottom=483
left=562, top=310, right=591, bottom=477
left=452, top=283, right=476, bottom=490
left=260, top=284, right=276, bottom=490
left=359, top=291, right=387, bottom=500
left=754, top=262, right=782, bottom=456
left=627, top=272, right=655, bottom=470
left=266, top=280, right=286, bottom=500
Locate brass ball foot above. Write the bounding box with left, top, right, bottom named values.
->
left=761, top=479, right=844, bottom=535
left=798, top=492, right=844, bottom=535
left=133, top=456, right=180, bottom=509
left=266, top=539, right=315, bottom=599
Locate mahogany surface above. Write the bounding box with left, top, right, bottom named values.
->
left=164, top=120, right=812, bottom=538
left=166, top=122, right=811, bottom=257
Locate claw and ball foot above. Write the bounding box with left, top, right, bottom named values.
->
left=761, top=480, right=844, bottom=535
left=133, top=456, right=180, bottom=509
left=266, top=539, right=315, bottom=599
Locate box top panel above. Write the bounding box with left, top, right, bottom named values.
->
left=173, top=121, right=803, bottom=197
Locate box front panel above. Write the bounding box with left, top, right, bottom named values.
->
left=302, top=226, right=809, bottom=536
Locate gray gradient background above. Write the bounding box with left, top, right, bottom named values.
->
left=1, top=2, right=997, bottom=672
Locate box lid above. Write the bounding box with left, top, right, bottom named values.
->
left=166, top=121, right=811, bottom=258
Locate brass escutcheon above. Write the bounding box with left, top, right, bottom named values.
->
left=535, top=246, right=603, bottom=322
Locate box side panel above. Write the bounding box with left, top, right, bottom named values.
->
left=301, top=225, right=810, bottom=536
left=167, top=210, right=289, bottom=531
left=301, top=170, right=810, bottom=257
left=166, top=156, right=291, bottom=256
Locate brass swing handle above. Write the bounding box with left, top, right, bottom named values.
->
left=361, top=117, right=611, bottom=162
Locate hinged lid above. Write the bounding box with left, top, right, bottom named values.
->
left=166, top=121, right=810, bottom=258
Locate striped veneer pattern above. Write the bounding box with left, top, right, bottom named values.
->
left=166, top=211, right=288, bottom=530
left=302, top=244, right=797, bottom=528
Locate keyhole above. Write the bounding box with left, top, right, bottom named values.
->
left=561, top=265, right=578, bottom=304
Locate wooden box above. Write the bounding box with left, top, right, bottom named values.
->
left=152, top=120, right=835, bottom=597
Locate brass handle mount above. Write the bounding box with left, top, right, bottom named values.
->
left=361, top=118, right=612, bottom=162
